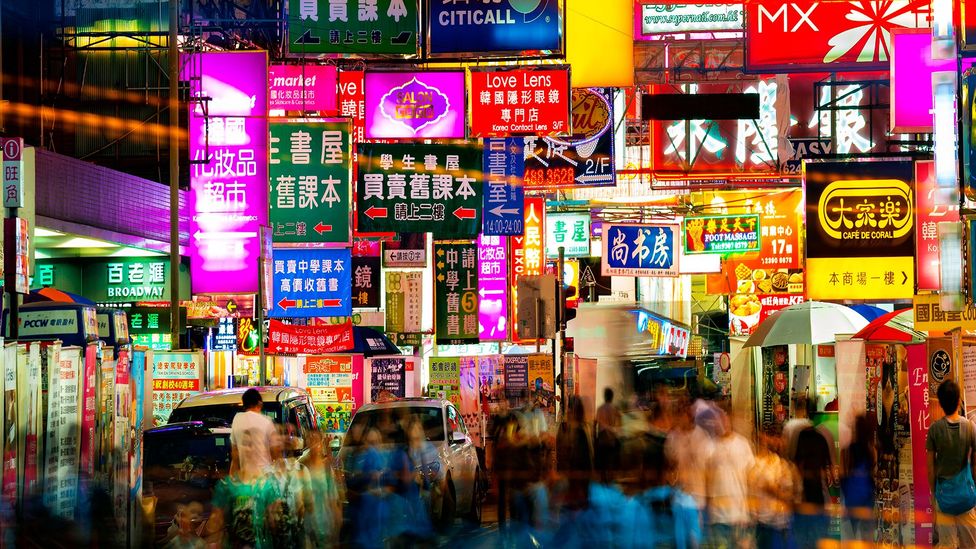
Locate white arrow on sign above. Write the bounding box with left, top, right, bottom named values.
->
left=194, top=231, right=258, bottom=240
left=575, top=173, right=613, bottom=184
left=479, top=288, right=506, bottom=298
left=489, top=204, right=521, bottom=217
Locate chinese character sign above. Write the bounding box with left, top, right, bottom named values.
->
left=184, top=51, right=268, bottom=294
left=469, top=68, right=570, bottom=137
left=483, top=138, right=525, bottom=236
left=916, top=160, right=958, bottom=291
left=1, top=138, right=24, bottom=208
left=352, top=256, right=381, bottom=308
left=429, top=357, right=460, bottom=405
left=601, top=224, right=679, bottom=277
left=504, top=355, right=529, bottom=399
left=269, top=64, right=339, bottom=113
left=151, top=352, right=203, bottom=424
left=357, top=143, right=483, bottom=237
left=478, top=234, right=508, bottom=341
left=270, top=120, right=351, bottom=244
left=545, top=212, right=590, bottom=258
left=386, top=270, right=423, bottom=333
left=364, top=71, right=465, bottom=139
left=339, top=71, right=367, bottom=156
left=684, top=214, right=761, bottom=254
left=435, top=242, right=479, bottom=345
left=523, top=88, right=615, bottom=188
left=288, top=0, right=419, bottom=55
left=428, top=0, right=563, bottom=55
left=267, top=319, right=354, bottom=354
left=370, top=357, right=406, bottom=401
left=271, top=248, right=353, bottom=318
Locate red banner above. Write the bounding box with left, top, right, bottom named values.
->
left=268, top=320, right=354, bottom=355
left=745, top=0, right=930, bottom=70
left=915, top=160, right=959, bottom=291
left=469, top=68, right=571, bottom=138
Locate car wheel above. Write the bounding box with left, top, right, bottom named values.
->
left=465, top=469, right=483, bottom=525
left=438, top=479, right=457, bottom=532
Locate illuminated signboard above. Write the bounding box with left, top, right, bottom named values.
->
left=545, top=212, right=590, bottom=257
left=364, top=71, right=465, bottom=139
left=184, top=51, right=267, bottom=294
left=478, top=235, right=509, bottom=341
left=744, top=0, right=929, bottom=71
left=684, top=214, right=760, bottom=254
left=427, top=0, right=563, bottom=56
left=602, top=224, right=679, bottom=276
left=287, top=0, right=420, bottom=55
left=637, top=3, right=743, bottom=36
left=891, top=30, right=954, bottom=133
left=915, top=160, right=958, bottom=291
left=268, top=64, right=338, bottom=113
left=805, top=160, right=915, bottom=300
left=468, top=67, right=571, bottom=138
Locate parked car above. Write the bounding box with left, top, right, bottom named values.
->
left=168, top=386, right=319, bottom=443
left=337, top=398, right=485, bottom=525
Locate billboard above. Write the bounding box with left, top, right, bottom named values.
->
left=804, top=160, right=915, bottom=300
left=684, top=214, right=761, bottom=254
left=637, top=3, right=743, bottom=36
left=427, top=0, right=563, bottom=56
left=744, top=0, right=930, bottom=71
left=364, top=71, right=465, bottom=139
left=268, top=64, right=338, bottom=113
left=890, top=30, right=954, bottom=133
left=185, top=51, right=267, bottom=294
left=270, top=248, right=353, bottom=318
left=434, top=242, right=479, bottom=345
left=287, top=0, right=420, bottom=55
left=545, top=212, right=590, bottom=257
left=601, top=223, right=679, bottom=277
left=468, top=67, right=571, bottom=138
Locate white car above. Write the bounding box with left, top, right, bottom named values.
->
left=337, top=398, right=485, bottom=525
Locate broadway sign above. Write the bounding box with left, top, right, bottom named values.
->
left=744, top=0, right=929, bottom=71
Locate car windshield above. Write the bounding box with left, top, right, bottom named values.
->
left=144, top=428, right=232, bottom=481
left=345, top=406, right=444, bottom=445
left=167, top=403, right=280, bottom=426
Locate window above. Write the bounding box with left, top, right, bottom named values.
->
left=447, top=405, right=466, bottom=435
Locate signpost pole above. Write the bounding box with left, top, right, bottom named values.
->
left=556, top=247, right=565, bottom=417
left=168, top=0, right=181, bottom=350
left=258, top=226, right=267, bottom=385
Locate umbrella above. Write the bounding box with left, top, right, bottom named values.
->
left=847, top=304, right=889, bottom=322
left=744, top=300, right=870, bottom=347
left=24, top=287, right=95, bottom=305
left=852, top=309, right=924, bottom=343
left=352, top=326, right=402, bottom=357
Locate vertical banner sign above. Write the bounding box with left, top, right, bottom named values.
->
left=545, top=212, right=590, bottom=257
left=459, top=357, right=482, bottom=445
left=483, top=138, right=526, bottom=236
left=150, top=352, right=202, bottom=425
left=478, top=235, right=509, bottom=341
left=271, top=248, right=353, bottom=318
left=269, top=120, right=352, bottom=244
left=601, top=223, right=679, bottom=276
left=358, top=143, right=483, bottom=237
left=352, top=256, right=381, bottom=308
left=916, top=160, right=959, bottom=290
left=386, top=270, right=423, bottom=333
left=288, top=0, right=420, bottom=55
left=1, top=344, right=16, bottom=504
left=435, top=242, right=480, bottom=345
left=429, top=357, right=461, bottom=405
left=51, top=348, right=81, bottom=519
left=427, top=0, right=564, bottom=55
left=268, top=65, right=339, bottom=113
left=1, top=137, right=24, bottom=208
left=339, top=71, right=367, bottom=157
left=908, top=343, right=933, bottom=545
left=80, top=345, right=98, bottom=477
left=370, top=357, right=406, bottom=401
left=504, top=355, right=529, bottom=399
left=185, top=51, right=268, bottom=294
left=805, top=160, right=915, bottom=300
left=468, top=68, right=571, bottom=137
left=364, top=71, right=466, bottom=139
left=511, top=197, right=545, bottom=341
left=523, top=88, right=615, bottom=188
left=760, top=345, right=790, bottom=434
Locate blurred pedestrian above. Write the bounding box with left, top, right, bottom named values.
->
left=665, top=399, right=715, bottom=521
left=640, top=400, right=670, bottom=490
left=300, top=430, right=341, bottom=548
left=489, top=399, right=518, bottom=527
left=555, top=396, right=593, bottom=512
left=231, top=388, right=275, bottom=479
left=595, top=387, right=622, bottom=481
left=163, top=502, right=206, bottom=549
left=704, top=409, right=754, bottom=548
left=261, top=426, right=306, bottom=549
left=927, top=379, right=976, bottom=549
left=345, top=428, right=388, bottom=549
left=840, top=414, right=875, bottom=541
left=749, top=429, right=798, bottom=549
left=401, top=416, right=440, bottom=541
left=790, top=402, right=834, bottom=549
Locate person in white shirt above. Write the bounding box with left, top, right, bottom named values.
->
left=230, top=388, right=276, bottom=479
left=704, top=409, right=755, bottom=548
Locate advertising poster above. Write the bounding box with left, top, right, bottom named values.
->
left=907, top=343, right=933, bottom=545
left=601, top=223, right=679, bottom=277
left=805, top=160, right=915, bottom=300
left=760, top=345, right=789, bottom=434
left=915, top=160, right=959, bottom=291
left=527, top=354, right=555, bottom=413
left=113, top=350, right=131, bottom=534
left=478, top=355, right=505, bottom=414
left=364, top=71, right=465, bottom=139
left=2, top=343, right=16, bottom=505
left=80, top=344, right=98, bottom=478
left=129, top=348, right=146, bottom=540
left=459, top=357, right=482, bottom=446
left=98, top=358, right=116, bottom=481
left=184, top=51, right=268, bottom=294
left=268, top=64, right=338, bottom=113
left=865, top=343, right=905, bottom=545
left=523, top=88, right=615, bottom=188
left=22, top=343, right=41, bottom=499
left=928, top=337, right=955, bottom=425
left=504, top=355, right=529, bottom=400
left=427, top=0, right=563, bottom=55
left=305, top=355, right=359, bottom=433
left=269, top=120, right=352, bottom=244
left=267, top=319, right=354, bottom=355
left=684, top=214, right=760, bottom=254
left=468, top=68, right=570, bottom=137
left=478, top=235, right=509, bottom=341
left=288, top=0, right=420, bottom=55
left=482, top=137, right=525, bottom=236
left=385, top=270, right=423, bottom=333
left=271, top=248, right=353, bottom=318
left=370, top=357, right=406, bottom=401
left=545, top=212, right=590, bottom=258
left=151, top=352, right=203, bottom=425
left=47, top=346, right=81, bottom=519
left=429, top=357, right=461, bottom=405
left=435, top=242, right=480, bottom=345
left=730, top=294, right=804, bottom=337
left=352, top=256, right=381, bottom=308
left=357, top=143, right=483, bottom=237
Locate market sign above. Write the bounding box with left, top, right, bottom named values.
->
left=545, top=212, right=590, bottom=257
left=352, top=256, right=381, bottom=308
left=890, top=30, right=953, bottom=133
left=482, top=138, right=525, bottom=236
left=271, top=248, right=352, bottom=318
left=427, top=0, right=564, bottom=56
left=385, top=270, right=423, bottom=333
left=524, top=87, right=615, bottom=188
left=805, top=160, right=915, bottom=300
left=435, top=242, right=479, bottom=345
left=684, top=214, right=760, bottom=254
left=364, top=71, right=465, bottom=139
left=478, top=234, right=509, bottom=341
left=287, top=0, right=419, bottom=55
left=357, top=143, right=482, bottom=237
left=269, top=64, right=338, bottom=113
left=601, top=223, right=679, bottom=277
left=916, top=160, right=959, bottom=291
left=269, top=120, right=351, bottom=244
left=185, top=51, right=267, bottom=295
left=1, top=137, right=24, bottom=208
left=744, top=0, right=930, bottom=71
left=914, top=294, right=976, bottom=332
left=638, top=3, right=743, bottom=36
left=267, top=319, right=354, bottom=355
left=469, top=67, right=571, bottom=138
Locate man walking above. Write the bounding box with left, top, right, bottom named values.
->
left=928, top=379, right=976, bottom=549
left=231, top=388, right=275, bottom=478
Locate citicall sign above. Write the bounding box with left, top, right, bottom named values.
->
left=744, top=0, right=930, bottom=71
